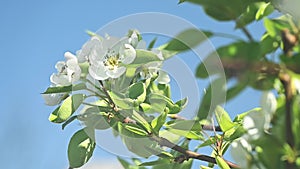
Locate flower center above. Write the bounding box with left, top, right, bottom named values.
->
left=104, top=54, right=119, bottom=70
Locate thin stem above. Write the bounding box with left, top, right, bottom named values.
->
left=85, top=88, right=110, bottom=104
left=150, top=135, right=239, bottom=168
left=99, top=80, right=118, bottom=111
left=241, top=26, right=254, bottom=42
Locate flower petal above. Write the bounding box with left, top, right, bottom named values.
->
left=106, top=66, right=126, bottom=78
left=55, top=61, right=66, bottom=73
left=88, top=63, right=108, bottom=80
left=157, top=70, right=170, bottom=84
left=119, top=44, right=136, bottom=64
left=64, top=52, right=77, bottom=62
left=50, top=73, right=71, bottom=86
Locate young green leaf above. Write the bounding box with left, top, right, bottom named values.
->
left=109, top=91, right=133, bottom=109
left=132, top=111, right=152, bottom=133
left=139, top=159, right=169, bottom=166
left=130, top=49, right=162, bottom=66
left=68, top=128, right=95, bottom=168
left=128, top=82, right=146, bottom=104
left=161, top=28, right=210, bottom=52
left=165, top=120, right=202, bottom=131
left=215, top=106, right=234, bottom=132
left=151, top=110, right=168, bottom=133
left=124, top=124, right=148, bottom=136
left=255, top=2, right=274, bottom=20
left=216, top=156, right=230, bottom=169
left=49, top=94, right=85, bottom=123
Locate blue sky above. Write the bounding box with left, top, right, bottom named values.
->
left=0, top=0, right=265, bottom=169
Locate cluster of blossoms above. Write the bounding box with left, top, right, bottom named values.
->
left=42, top=30, right=169, bottom=106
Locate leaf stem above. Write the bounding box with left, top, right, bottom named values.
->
left=99, top=80, right=118, bottom=112
left=240, top=26, right=254, bottom=42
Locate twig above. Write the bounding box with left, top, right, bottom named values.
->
left=241, top=26, right=254, bottom=42
left=98, top=80, right=118, bottom=111
left=150, top=135, right=240, bottom=168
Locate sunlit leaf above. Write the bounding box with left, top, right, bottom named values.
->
left=215, top=106, right=234, bottom=132
left=49, top=94, right=85, bottom=123
left=216, top=156, right=230, bottom=169
left=68, top=128, right=95, bottom=168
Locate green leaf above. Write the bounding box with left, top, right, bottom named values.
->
left=147, top=37, right=157, bottom=50
left=260, top=33, right=280, bottom=55
left=117, top=157, right=132, bottom=169
left=68, top=128, right=95, bottom=168
left=79, top=106, right=111, bottom=130
left=151, top=110, right=168, bottom=133
left=118, top=122, right=155, bottom=157
left=42, top=83, right=86, bottom=94
left=139, top=159, right=169, bottom=166
left=128, top=82, right=146, bottom=104
left=197, top=78, right=226, bottom=120
left=233, top=107, right=261, bottom=122
left=131, top=49, right=161, bottom=66
left=236, top=2, right=261, bottom=28
left=144, top=94, right=167, bottom=114
left=49, top=94, right=85, bottom=123
left=167, top=128, right=203, bottom=140
left=124, top=124, right=148, bottom=136
left=264, top=18, right=290, bottom=38
left=255, top=2, right=274, bottom=20
left=197, top=137, right=217, bottom=148
left=226, top=82, right=247, bottom=101
left=165, top=120, right=202, bottom=131
left=196, top=42, right=262, bottom=79
left=216, top=156, right=230, bottom=169
left=224, top=125, right=246, bottom=141
left=175, top=97, right=188, bottom=109
left=109, top=91, right=133, bottom=109
left=62, top=115, right=77, bottom=130
left=182, top=0, right=252, bottom=21
left=161, top=28, right=210, bottom=52
left=132, top=111, right=152, bottom=133
left=215, top=106, right=234, bottom=132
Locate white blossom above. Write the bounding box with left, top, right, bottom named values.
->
left=260, top=91, right=277, bottom=130
left=77, top=36, right=103, bottom=63
left=231, top=138, right=253, bottom=169
left=50, top=52, right=81, bottom=86
left=88, top=35, right=136, bottom=80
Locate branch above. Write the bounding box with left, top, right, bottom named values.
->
left=279, top=72, right=294, bottom=147
left=150, top=135, right=240, bottom=168
left=279, top=72, right=296, bottom=169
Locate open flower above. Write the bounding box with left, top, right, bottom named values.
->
left=76, top=36, right=103, bottom=63
left=139, top=61, right=170, bottom=84
left=88, top=36, right=136, bottom=80
left=50, top=52, right=81, bottom=86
